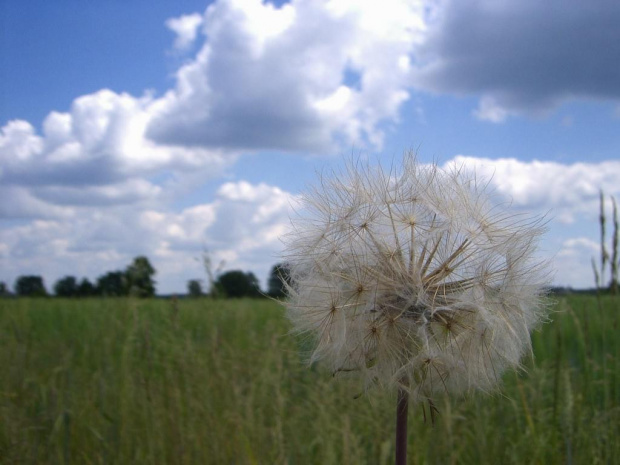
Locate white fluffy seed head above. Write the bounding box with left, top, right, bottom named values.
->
left=282, top=153, right=550, bottom=402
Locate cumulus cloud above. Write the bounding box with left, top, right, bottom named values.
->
left=558, top=237, right=599, bottom=258
left=472, top=96, right=512, bottom=123
left=0, top=186, right=75, bottom=219
left=444, top=156, right=620, bottom=223
left=148, top=0, right=427, bottom=151
left=437, top=155, right=620, bottom=288
left=4, top=0, right=620, bottom=293
left=3, top=151, right=616, bottom=291
left=139, top=181, right=296, bottom=271
left=2, top=0, right=433, bottom=217
left=1, top=0, right=430, bottom=292
left=166, top=13, right=204, bottom=50
left=554, top=237, right=604, bottom=288
left=411, top=0, right=620, bottom=120
left=0, top=89, right=234, bottom=217
left=0, top=180, right=296, bottom=293
left=35, top=179, right=163, bottom=207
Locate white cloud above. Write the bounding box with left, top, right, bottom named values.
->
left=35, top=179, right=163, bottom=207
left=1, top=0, right=432, bottom=218
left=0, top=120, right=43, bottom=163
left=148, top=0, right=428, bottom=151
left=1, top=0, right=427, bottom=293
left=436, top=155, right=620, bottom=288
left=0, top=180, right=296, bottom=294
left=443, top=156, right=620, bottom=223
left=558, top=237, right=599, bottom=258
left=2, top=150, right=617, bottom=291
left=554, top=237, right=605, bottom=288
left=0, top=89, right=235, bottom=217
left=472, top=96, right=511, bottom=123
left=4, top=0, right=620, bottom=294
left=0, top=186, right=75, bottom=219
left=150, top=180, right=296, bottom=291
left=166, top=13, right=204, bottom=50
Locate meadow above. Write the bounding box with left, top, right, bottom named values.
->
left=1, top=295, right=618, bottom=464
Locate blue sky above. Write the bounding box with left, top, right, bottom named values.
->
left=2, top=0, right=620, bottom=293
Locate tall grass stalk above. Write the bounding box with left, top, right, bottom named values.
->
left=599, top=190, right=609, bottom=288
left=611, top=197, right=619, bottom=295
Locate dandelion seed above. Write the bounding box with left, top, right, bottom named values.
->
left=283, top=153, right=550, bottom=402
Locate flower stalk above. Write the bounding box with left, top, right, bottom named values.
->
left=395, top=388, right=409, bottom=465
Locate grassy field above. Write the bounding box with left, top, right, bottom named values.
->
left=1, top=295, right=619, bottom=464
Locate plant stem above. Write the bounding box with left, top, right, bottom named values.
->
left=395, top=388, right=409, bottom=465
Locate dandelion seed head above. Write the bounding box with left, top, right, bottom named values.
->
left=283, top=153, right=550, bottom=402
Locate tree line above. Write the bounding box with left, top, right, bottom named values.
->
left=0, top=256, right=157, bottom=298
left=0, top=258, right=291, bottom=299
left=186, top=263, right=290, bottom=298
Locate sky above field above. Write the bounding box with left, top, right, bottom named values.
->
left=2, top=0, right=620, bottom=294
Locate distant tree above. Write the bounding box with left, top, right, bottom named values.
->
left=187, top=279, right=203, bottom=298
left=15, top=275, right=47, bottom=297
left=267, top=263, right=291, bottom=298
left=97, top=271, right=127, bottom=297
left=215, top=270, right=261, bottom=298
left=54, top=276, right=78, bottom=297
left=125, top=256, right=156, bottom=297
left=0, top=281, right=9, bottom=297
left=77, top=278, right=96, bottom=297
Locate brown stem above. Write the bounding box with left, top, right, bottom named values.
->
left=395, top=388, right=409, bottom=465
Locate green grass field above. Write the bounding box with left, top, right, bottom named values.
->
left=1, top=295, right=619, bottom=464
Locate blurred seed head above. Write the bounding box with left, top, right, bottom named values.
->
left=282, top=153, right=550, bottom=402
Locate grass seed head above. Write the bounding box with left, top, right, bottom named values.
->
left=283, top=153, right=550, bottom=402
